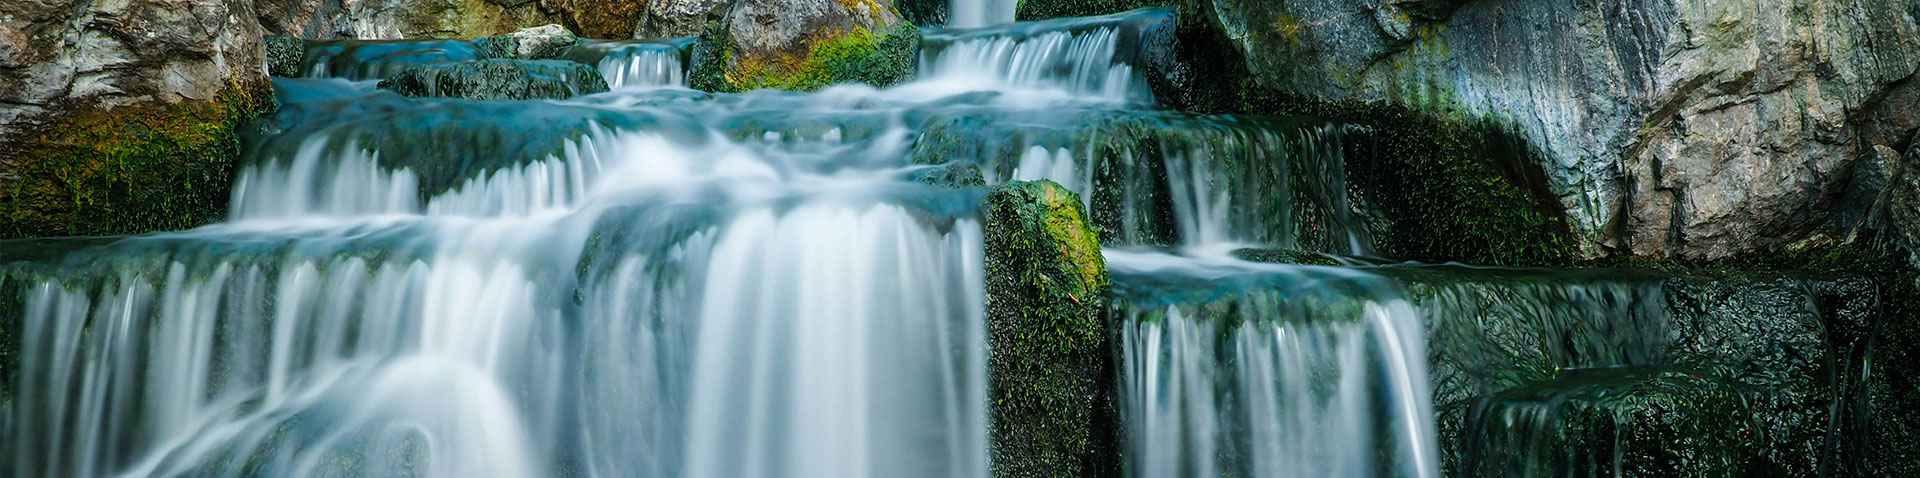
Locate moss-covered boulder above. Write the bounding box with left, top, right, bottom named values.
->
left=378, top=59, right=611, bottom=100
left=0, top=0, right=275, bottom=238
left=690, top=0, right=919, bottom=92
left=982, top=180, right=1116, bottom=477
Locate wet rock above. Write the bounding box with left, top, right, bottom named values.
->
left=266, top=35, right=307, bottom=77
left=690, top=0, right=918, bottom=91
left=301, top=39, right=489, bottom=80
left=476, top=24, right=579, bottom=60
left=634, top=0, right=733, bottom=38
left=0, top=0, right=276, bottom=237
left=909, top=161, right=986, bottom=188
left=982, top=180, right=1116, bottom=477
left=255, top=0, right=569, bottom=39
left=895, top=0, right=947, bottom=26
left=378, top=59, right=611, bottom=100
left=1200, top=0, right=1920, bottom=260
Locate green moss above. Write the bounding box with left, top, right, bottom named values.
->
left=982, top=180, right=1116, bottom=477
left=1015, top=0, right=1170, bottom=20
left=692, top=21, right=919, bottom=93
left=265, top=35, right=305, bottom=78
left=0, top=83, right=274, bottom=238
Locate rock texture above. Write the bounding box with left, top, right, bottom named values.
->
left=0, top=0, right=275, bottom=237
left=1204, top=0, right=1920, bottom=259
left=691, top=0, right=917, bottom=91
left=981, top=180, right=1116, bottom=478
left=634, top=0, right=733, bottom=38
left=254, top=0, right=643, bottom=40
left=378, top=58, right=610, bottom=99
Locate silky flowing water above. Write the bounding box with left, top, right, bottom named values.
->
left=0, top=7, right=1861, bottom=478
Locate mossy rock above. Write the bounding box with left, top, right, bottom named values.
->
left=910, top=161, right=987, bottom=189
left=1015, top=0, right=1171, bottom=21
left=982, top=180, right=1116, bottom=477
left=265, top=35, right=306, bottom=77
left=0, top=84, right=273, bottom=238
left=690, top=0, right=920, bottom=92
left=377, top=59, right=611, bottom=100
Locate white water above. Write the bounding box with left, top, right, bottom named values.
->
left=1108, top=251, right=1441, bottom=478
left=597, top=45, right=687, bottom=89
left=5, top=12, right=1430, bottom=478
left=948, top=0, right=1018, bottom=28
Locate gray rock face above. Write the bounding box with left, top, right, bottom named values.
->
left=0, top=0, right=272, bottom=157
left=635, top=0, right=733, bottom=38
left=253, top=0, right=574, bottom=40
left=378, top=58, right=610, bottom=100
left=1211, top=0, right=1920, bottom=259
left=726, top=0, right=900, bottom=61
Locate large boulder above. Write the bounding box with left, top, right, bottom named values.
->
left=689, top=0, right=918, bottom=91
left=1208, top=0, right=1920, bottom=260
left=0, top=0, right=275, bottom=237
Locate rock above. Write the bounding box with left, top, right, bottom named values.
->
left=895, top=0, right=947, bottom=26
left=265, top=35, right=306, bottom=77
left=377, top=59, right=610, bottom=100
left=254, top=0, right=575, bottom=40
left=909, top=161, right=986, bottom=188
left=982, top=180, right=1115, bottom=477
left=0, top=0, right=275, bottom=238
left=477, top=24, right=579, bottom=60
left=634, top=0, right=734, bottom=38
left=690, top=0, right=918, bottom=92
left=1193, top=0, right=1920, bottom=260
left=559, top=0, right=649, bottom=38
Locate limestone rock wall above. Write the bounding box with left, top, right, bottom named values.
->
left=1210, top=0, right=1920, bottom=259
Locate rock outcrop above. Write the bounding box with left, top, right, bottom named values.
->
left=379, top=58, right=610, bottom=99
left=982, top=180, right=1116, bottom=477
left=0, top=0, right=276, bottom=237
left=634, top=0, right=733, bottom=38
left=253, top=0, right=642, bottom=40
left=689, top=0, right=918, bottom=92
left=1212, top=0, right=1920, bottom=260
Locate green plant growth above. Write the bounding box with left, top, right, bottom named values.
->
left=982, top=180, right=1117, bottom=477
left=0, top=84, right=274, bottom=238
left=692, top=22, right=919, bottom=93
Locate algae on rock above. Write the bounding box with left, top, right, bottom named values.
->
left=690, top=0, right=920, bottom=92
left=982, top=180, right=1117, bottom=477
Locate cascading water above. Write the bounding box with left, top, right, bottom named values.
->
left=948, top=0, right=1018, bottom=28
left=1104, top=251, right=1440, bottom=478
left=1, top=8, right=1728, bottom=478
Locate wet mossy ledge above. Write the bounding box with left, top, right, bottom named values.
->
left=379, top=59, right=611, bottom=100
left=0, top=84, right=275, bottom=239
left=689, top=0, right=919, bottom=93
left=982, top=180, right=1118, bottom=477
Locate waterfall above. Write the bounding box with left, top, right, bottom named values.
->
left=3, top=11, right=1450, bottom=478
left=948, top=0, right=1018, bottom=28
left=1106, top=250, right=1440, bottom=478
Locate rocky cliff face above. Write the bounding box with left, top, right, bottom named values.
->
left=0, top=0, right=275, bottom=237
left=253, top=0, right=647, bottom=40
left=1207, top=0, right=1920, bottom=259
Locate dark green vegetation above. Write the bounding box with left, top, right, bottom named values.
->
left=379, top=59, right=611, bottom=100
left=982, top=180, right=1117, bottom=477
left=0, top=85, right=274, bottom=239
left=691, top=22, right=919, bottom=93
left=265, top=35, right=306, bottom=78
